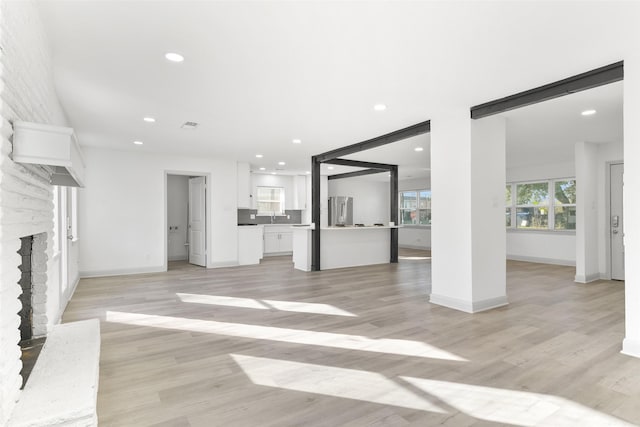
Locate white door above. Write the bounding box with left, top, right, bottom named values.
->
left=188, top=177, right=206, bottom=267
left=610, top=163, right=624, bottom=280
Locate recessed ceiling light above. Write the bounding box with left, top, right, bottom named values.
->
left=581, top=109, right=596, bottom=116
left=292, top=139, right=302, bottom=144
left=271, top=172, right=277, bottom=175
left=305, top=171, right=311, bottom=174
left=278, top=161, right=286, bottom=166
left=143, top=117, right=156, bottom=123
left=165, top=52, right=184, bottom=62
left=259, top=167, right=266, bottom=171
left=373, top=104, right=387, bottom=111
left=256, top=154, right=263, bottom=158
left=327, top=166, right=334, bottom=170
left=133, top=140, right=143, bottom=145
left=414, top=147, right=424, bottom=152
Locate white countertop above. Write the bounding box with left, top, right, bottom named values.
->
left=292, top=225, right=400, bottom=230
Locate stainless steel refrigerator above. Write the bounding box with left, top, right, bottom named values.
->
left=328, top=196, right=353, bottom=226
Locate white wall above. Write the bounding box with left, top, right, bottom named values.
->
left=399, top=177, right=431, bottom=249
left=167, top=175, right=189, bottom=261
left=399, top=177, right=431, bottom=192
left=506, top=160, right=576, bottom=265
left=79, top=147, right=238, bottom=276
left=327, top=178, right=389, bottom=225
left=0, top=1, right=76, bottom=424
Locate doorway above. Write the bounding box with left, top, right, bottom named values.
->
left=610, top=162, right=624, bottom=280
left=166, top=173, right=208, bottom=270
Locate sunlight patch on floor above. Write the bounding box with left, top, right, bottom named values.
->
left=230, top=353, right=633, bottom=427
left=400, top=376, right=634, bottom=426
left=399, top=256, right=431, bottom=260
left=230, top=354, right=446, bottom=414
left=176, top=293, right=357, bottom=317
left=105, top=311, right=466, bottom=361
left=177, top=293, right=269, bottom=310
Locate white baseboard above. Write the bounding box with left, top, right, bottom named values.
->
left=168, top=256, right=188, bottom=261
left=429, top=293, right=508, bottom=313
left=574, top=273, right=601, bottom=283
left=507, top=254, right=575, bottom=267
left=209, top=260, right=240, bottom=268
left=622, top=338, right=640, bottom=359
left=79, top=266, right=166, bottom=278
left=399, top=244, right=431, bottom=250
left=263, top=252, right=293, bottom=257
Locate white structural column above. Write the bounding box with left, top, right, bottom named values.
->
left=430, top=110, right=507, bottom=313
left=623, top=54, right=640, bottom=358
left=575, top=142, right=599, bottom=283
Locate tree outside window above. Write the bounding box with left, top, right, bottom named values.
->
left=506, top=178, right=576, bottom=231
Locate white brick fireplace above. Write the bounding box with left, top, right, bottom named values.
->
left=0, top=1, right=74, bottom=424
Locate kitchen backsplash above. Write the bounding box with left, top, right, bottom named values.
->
left=238, top=209, right=303, bottom=225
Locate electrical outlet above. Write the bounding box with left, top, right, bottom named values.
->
left=250, top=214, right=256, bottom=219
left=287, top=215, right=290, bottom=219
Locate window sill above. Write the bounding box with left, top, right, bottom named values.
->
left=507, top=228, right=575, bottom=235
left=400, top=224, right=431, bottom=229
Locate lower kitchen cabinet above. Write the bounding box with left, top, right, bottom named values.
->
left=263, top=226, right=293, bottom=255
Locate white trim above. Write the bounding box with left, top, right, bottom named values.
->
left=622, top=338, right=640, bottom=359
left=507, top=254, right=575, bottom=267
left=429, top=293, right=508, bottom=313
left=209, top=260, right=240, bottom=268
left=506, top=228, right=575, bottom=236
left=58, top=276, right=81, bottom=324
left=574, top=273, right=601, bottom=283
left=79, top=266, right=166, bottom=278
left=263, top=252, right=293, bottom=257
left=168, top=255, right=188, bottom=262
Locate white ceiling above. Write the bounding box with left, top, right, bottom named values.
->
left=38, top=1, right=634, bottom=179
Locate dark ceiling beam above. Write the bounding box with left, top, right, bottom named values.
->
left=327, top=168, right=386, bottom=180
left=315, top=120, right=431, bottom=163
left=471, top=61, right=623, bottom=119
left=323, top=158, right=395, bottom=171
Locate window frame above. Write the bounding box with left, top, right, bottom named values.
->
left=256, top=186, right=286, bottom=216
left=506, top=177, right=576, bottom=232
left=398, top=189, right=431, bottom=227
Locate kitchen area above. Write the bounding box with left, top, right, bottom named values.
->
left=236, top=161, right=398, bottom=269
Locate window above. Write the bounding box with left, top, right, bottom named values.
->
left=52, top=186, right=61, bottom=254
left=505, top=185, right=512, bottom=227
left=506, top=178, right=576, bottom=231
left=399, top=190, right=431, bottom=225
left=554, top=179, right=576, bottom=230
left=256, top=186, right=285, bottom=215
left=516, top=181, right=549, bottom=229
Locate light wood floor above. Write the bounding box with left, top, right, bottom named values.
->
left=63, top=250, right=640, bottom=426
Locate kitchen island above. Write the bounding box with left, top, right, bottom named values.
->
left=292, top=225, right=400, bottom=271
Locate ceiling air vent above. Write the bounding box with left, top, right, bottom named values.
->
left=181, top=121, right=199, bottom=130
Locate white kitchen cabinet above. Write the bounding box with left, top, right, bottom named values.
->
left=238, top=226, right=263, bottom=265
left=237, top=162, right=251, bottom=208
left=263, top=226, right=293, bottom=255
left=293, top=175, right=307, bottom=210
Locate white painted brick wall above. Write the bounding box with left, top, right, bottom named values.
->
left=0, top=1, right=69, bottom=424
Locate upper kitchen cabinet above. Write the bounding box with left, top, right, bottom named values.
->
left=237, top=162, right=251, bottom=208
left=293, top=175, right=307, bottom=210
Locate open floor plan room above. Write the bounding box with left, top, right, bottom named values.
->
left=63, top=251, right=638, bottom=426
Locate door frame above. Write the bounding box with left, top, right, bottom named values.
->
left=604, top=161, right=624, bottom=280
left=163, top=170, right=211, bottom=271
